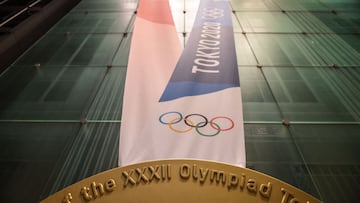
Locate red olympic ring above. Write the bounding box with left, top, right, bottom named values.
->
left=210, top=116, right=234, bottom=131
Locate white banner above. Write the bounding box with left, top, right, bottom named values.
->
left=119, top=0, right=245, bottom=167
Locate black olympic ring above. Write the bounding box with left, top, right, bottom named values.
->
left=184, top=114, right=208, bottom=128
left=159, top=111, right=235, bottom=136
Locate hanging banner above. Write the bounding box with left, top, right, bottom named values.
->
left=119, top=0, right=245, bottom=167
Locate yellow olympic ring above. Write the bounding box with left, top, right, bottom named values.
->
left=168, top=117, right=193, bottom=133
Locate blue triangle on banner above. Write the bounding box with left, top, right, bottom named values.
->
left=159, top=81, right=238, bottom=102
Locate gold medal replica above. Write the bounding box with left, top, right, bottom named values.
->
left=41, top=160, right=322, bottom=203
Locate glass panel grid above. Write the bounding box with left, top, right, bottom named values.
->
left=49, top=12, right=133, bottom=34
left=0, top=123, right=80, bottom=203
left=231, top=0, right=280, bottom=11
left=236, top=12, right=301, bottom=33
left=274, top=0, right=331, bottom=11
left=319, top=0, right=360, bottom=11
left=73, top=0, right=138, bottom=11
left=245, top=124, right=320, bottom=198
left=262, top=67, right=359, bottom=122
left=288, top=12, right=360, bottom=34
left=0, top=1, right=359, bottom=203
left=14, top=34, right=125, bottom=67
left=290, top=125, right=360, bottom=202
left=0, top=66, right=107, bottom=120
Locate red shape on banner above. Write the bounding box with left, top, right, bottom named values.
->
left=137, top=0, right=175, bottom=25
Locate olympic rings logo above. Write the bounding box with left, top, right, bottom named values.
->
left=202, top=8, right=224, bottom=20
left=159, top=111, right=235, bottom=137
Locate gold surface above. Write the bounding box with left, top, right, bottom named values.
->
left=41, top=159, right=322, bottom=203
